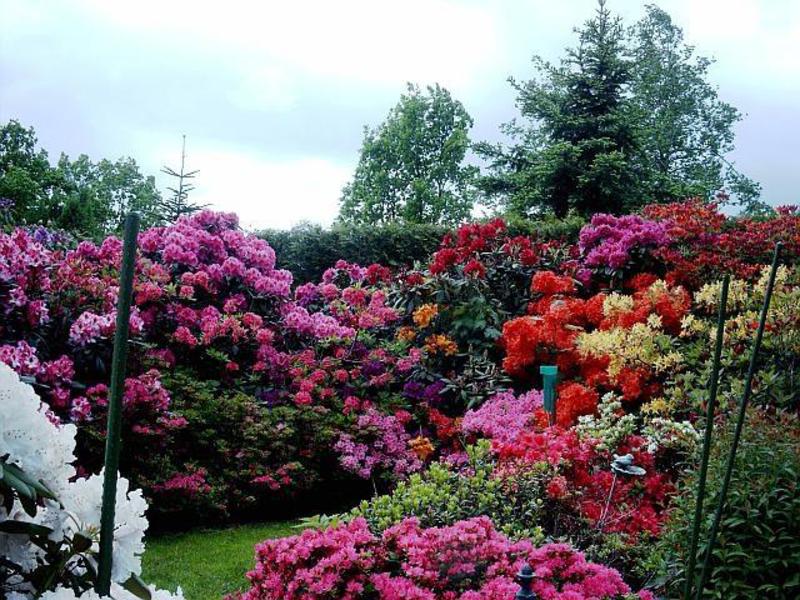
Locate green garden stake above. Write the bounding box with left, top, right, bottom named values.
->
left=540, top=365, right=558, bottom=425
left=683, top=274, right=729, bottom=600
left=97, top=213, right=140, bottom=595
left=695, top=242, right=782, bottom=599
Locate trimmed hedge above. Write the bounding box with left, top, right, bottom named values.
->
left=259, top=215, right=585, bottom=284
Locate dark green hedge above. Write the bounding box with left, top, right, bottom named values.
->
left=259, top=216, right=585, bottom=285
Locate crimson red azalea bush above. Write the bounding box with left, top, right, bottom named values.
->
left=236, top=516, right=650, bottom=600
left=495, top=428, right=675, bottom=541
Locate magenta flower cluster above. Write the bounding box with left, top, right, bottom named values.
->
left=238, top=516, right=643, bottom=600
left=462, top=390, right=543, bottom=445
left=579, top=214, right=672, bottom=270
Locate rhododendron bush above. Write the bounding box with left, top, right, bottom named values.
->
left=0, top=212, right=421, bottom=524
left=2, top=200, right=799, bottom=596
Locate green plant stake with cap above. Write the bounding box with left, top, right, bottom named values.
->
left=540, top=365, right=558, bottom=425
left=96, top=213, right=140, bottom=595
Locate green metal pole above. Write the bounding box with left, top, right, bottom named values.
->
left=683, top=274, right=729, bottom=600
left=695, top=243, right=782, bottom=599
left=540, top=365, right=558, bottom=425
left=96, top=213, right=140, bottom=594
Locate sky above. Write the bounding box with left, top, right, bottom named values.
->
left=1, top=0, right=798, bottom=230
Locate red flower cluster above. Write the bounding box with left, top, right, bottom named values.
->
left=501, top=271, right=587, bottom=378
left=496, top=428, right=675, bottom=541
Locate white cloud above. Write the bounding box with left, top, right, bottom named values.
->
left=59, top=0, right=503, bottom=91
left=1, top=0, right=798, bottom=223
left=150, top=140, right=352, bottom=230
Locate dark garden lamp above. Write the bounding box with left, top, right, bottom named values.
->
left=515, top=563, right=537, bottom=599
left=539, top=365, right=558, bottom=425
left=599, top=453, right=646, bottom=527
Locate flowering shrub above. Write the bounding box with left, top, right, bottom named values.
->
left=335, top=408, right=422, bottom=481
left=0, top=363, right=181, bottom=599
left=579, top=214, right=672, bottom=272
left=462, top=390, right=543, bottom=444
left=238, top=515, right=645, bottom=600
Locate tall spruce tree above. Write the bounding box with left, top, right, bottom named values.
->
left=477, top=0, right=636, bottom=218
left=478, top=1, right=761, bottom=217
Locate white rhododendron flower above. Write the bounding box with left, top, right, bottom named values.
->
left=0, top=362, right=77, bottom=494
left=38, top=584, right=184, bottom=600
left=1, top=362, right=180, bottom=596
left=58, top=471, right=148, bottom=582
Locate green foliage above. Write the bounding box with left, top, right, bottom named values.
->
left=137, top=369, right=356, bottom=529
left=477, top=0, right=636, bottom=218
left=477, top=2, right=760, bottom=217
left=339, top=83, right=477, bottom=226
left=628, top=5, right=763, bottom=213
left=0, top=119, right=165, bottom=237
left=261, top=221, right=447, bottom=283
left=349, top=442, right=547, bottom=543
left=652, top=409, right=800, bottom=598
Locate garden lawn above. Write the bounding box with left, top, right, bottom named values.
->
left=142, top=520, right=299, bottom=600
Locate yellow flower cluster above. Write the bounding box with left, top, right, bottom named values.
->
left=694, top=278, right=749, bottom=313
left=577, top=321, right=683, bottom=378
left=413, top=303, right=439, bottom=328
left=640, top=397, right=675, bottom=417
left=424, top=334, right=458, bottom=356
left=603, top=292, right=634, bottom=319
left=690, top=266, right=800, bottom=354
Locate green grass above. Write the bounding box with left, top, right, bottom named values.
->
left=142, top=520, right=299, bottom=600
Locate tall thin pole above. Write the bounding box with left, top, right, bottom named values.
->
left=683, top=274, right=729, bottom=599
left=695, top=243, right=782, bottom=599
left=96, top=213, right=140, bottom=594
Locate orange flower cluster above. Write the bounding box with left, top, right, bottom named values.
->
left=413, top=303, right=439, bottom=328
left=396, top=326, right=417, bottom=343
left=502, top=272, right=589, bottom=377
left=408, top=435, right=435, bottom=461
left=555, top=382, right=599, bottom=426
left=424, top=334, right=458, bottom=356
left=598, top=283, right=690, bottom=335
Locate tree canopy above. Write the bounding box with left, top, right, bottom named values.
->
left=477, top=1, right=763, bottom=218
left=338, top=84, right=477, bottom=226
left=0, top=119, right=165, bottom=238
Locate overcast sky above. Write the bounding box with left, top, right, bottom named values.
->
left=1, top=0, right=798, bottom=230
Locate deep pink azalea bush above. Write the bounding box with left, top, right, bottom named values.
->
left=461, top=390, right=543, bottom=445
left=0, top=211, right=426, bottom=522
left=237, top=516, right=647, bottom=600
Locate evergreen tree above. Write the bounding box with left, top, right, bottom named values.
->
left=478, top=1, right=761, bottom=217
left=477, top=0, right=636, bottom=218
left=160, top=135, right=205, bottom=222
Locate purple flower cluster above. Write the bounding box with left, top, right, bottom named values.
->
left=462, top=390, right=543, bottom=445
left=334, top=408, right=422, bottom=480
left=579, top=214, right=672, bottom=270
